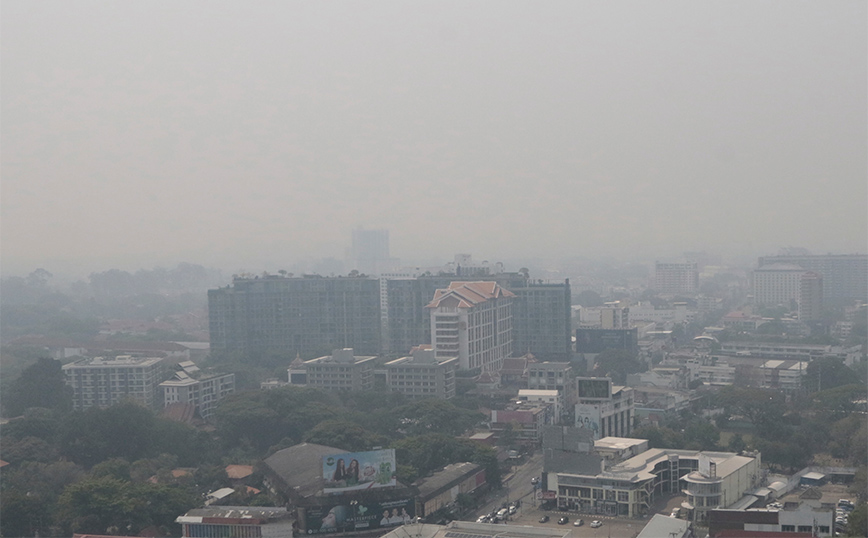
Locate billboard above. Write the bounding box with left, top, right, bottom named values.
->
left=323, top=449, right=397, bottom=494
left=575, top=328, right=638, bottom=354
left=575, top=404, right=602, bottom=440
left=577, top=377, right=612, bottom=400
left=301, top=498, right=415, bottom=535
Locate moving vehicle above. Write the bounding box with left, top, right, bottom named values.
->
left=590, top=520, right=602, bottom=528
left=531, top=477, right=540, bottom=485
left=557, top=516, right=569, bottom=525
left=573, top=519, right=584, bottom=527
left=538, top=515, right=550, bottom=523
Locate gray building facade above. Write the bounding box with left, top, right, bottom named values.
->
left=757, top=254, right=867, bottom=303
left=209, top=276, right=381, bottom=360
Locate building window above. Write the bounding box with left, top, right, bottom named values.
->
left=781, top=525, right=795, bottom=532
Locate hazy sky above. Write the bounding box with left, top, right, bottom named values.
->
left=2, top=1, right=866, bottom=276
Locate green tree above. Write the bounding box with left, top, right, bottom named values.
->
left=58, top=476, right=197, bottom=536
left=574, top=290, right=603, bottom=307
left=303, top=419, right=389, bottom=452
left=683, top=420, right=720, bottom=451
left=213, top=386, right=341, bottom=453
left=1, top=461, right=85, bottom=536
left=846, top=502, right=867, bottom=537
left=2, top=357, right=73, bottom=417
left=0, top=491, right=47, bottom=537
left=393, top=399, right=483, bottom=437
left=591, top=349, right=646, bottom=384
left=632, top=426, right=684, bottom=449
left=59, top=402, right=157, bottom=466
left=91, top=458, right=132, bottom=481
left=811, top=384, right=865, bottom=416
left=716, top=386, right=786, bottom=433
left=727, top=433, right=746, bottom=453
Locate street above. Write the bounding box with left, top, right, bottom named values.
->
left=470, top=453, right=651, bottom=538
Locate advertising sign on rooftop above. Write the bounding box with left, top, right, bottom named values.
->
left=323, top=449, right=397, bottom=494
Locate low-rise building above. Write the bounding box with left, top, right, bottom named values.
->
left=544, top=445, right=761, bottom=521
left=413, top=462, right=486, bottom=518
left=160, top=361, right=235, bottom=419
left=289, top=348, right=377, bottom=392
left=490, top=404, right=549, bottom=443
left=381, top=521, right=570, bottom=538
left=518, top=390, right=561, bottom=423
left=63, top=355, right=166, bottom=410
left=698, top=364, right=736, bottom=386
left=719, top=342, right=862, bottom=364
left=176, top=506, right=294, bottom=538
left=636, top=514, right=690, bottom=538
left=528, top=361, right=576, bottom=405
left=384, top=346, right=458, bottom=399
left=593, top=437, right=649, bottom=463
left=709, top=503, right=834, bottom=537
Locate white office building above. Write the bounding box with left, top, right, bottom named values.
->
left=426, top=281, right=514, bottom=371
left=160, top=361, right=235, bottom=419
left=63, top=355, right=165, bottom=410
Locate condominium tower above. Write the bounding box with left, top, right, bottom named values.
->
left=208, top=275, right=380, bottom=360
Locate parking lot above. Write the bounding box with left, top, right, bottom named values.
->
left=493, top=502, right=650, bottom=538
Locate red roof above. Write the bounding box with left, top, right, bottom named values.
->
left=226, top=464, right=254, bottom=479
left=427, top=281, right=514, bottom=309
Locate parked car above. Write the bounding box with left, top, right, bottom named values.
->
left=590, top=520, right=602, bottom=528
left=531, top=477, right=540, bottom=485
left=557, top=516, right=569, bottom=525
left=538, top=515, right=550, bottom=523
left=573, top=519, right=584, bottom=527
left=508, top=506, right=517, bottom=515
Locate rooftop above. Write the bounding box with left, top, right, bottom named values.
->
left=261, top=442, right=345, bottom=498
left=427, top=281, right=515, bottom=309
left=415, top=462, right=482, bottom=499
left=636, top=514, right=689, bottom=538
left=381, top=521, right=570, bottom=538
left=177, top=506, right=290, bottom=524
left=307, top=348, right=377, bottom=365
left=62, top=356, right=164, bottom=369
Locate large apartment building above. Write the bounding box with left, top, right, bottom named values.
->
left=209, top=269, right=570, bottom=363
left=427, top=281, right=514, bottom=371
left=751, top=263, right=807, bottom=306
left=757, top=253, right=867, bottom=303
left=208, top=275, right=381, bottom=359
left=382, top=274, right=571, bottom=360
left=63, top=355, right=166, bottom=410
left=654, top=262, right=699, bottom=295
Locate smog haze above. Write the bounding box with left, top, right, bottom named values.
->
left=2, top=1, right=865, bottom=276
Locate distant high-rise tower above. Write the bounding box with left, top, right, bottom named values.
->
left=752, top=263, right=806, bottom=306
left=654, top=261, right=699, bottom=294
left=349, top=228, right=395, bottom=275
left=798, top=271, right=823, bottom=322
left=757, top=253, right=867, bottom=303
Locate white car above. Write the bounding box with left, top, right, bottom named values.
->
left=590, top=520, right=602, bottom=528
